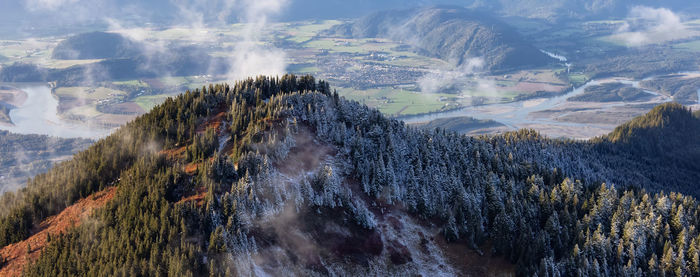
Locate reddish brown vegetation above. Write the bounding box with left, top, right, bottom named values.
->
left=0, top=187, right=117, bottom=277
left=196, top=112, right=227, bottom=134
left=434, top=237, right=515, bottom=277
left=160, top=145, right=187, bottom=160
left=184, top=162, right=199, bottom=175
left=176, top=186, right=207, bottom=207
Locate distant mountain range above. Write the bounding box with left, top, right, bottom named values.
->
left=3, top=0, right=700, bottom=34
left=292, top=0, right=700, bottom=21
left=327, top=7, right=552, bottom=72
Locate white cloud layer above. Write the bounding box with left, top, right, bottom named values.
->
left=227, top=0, right=288, bottom=80
left=417, top=57, right=484, bottom=94
left=616, top=6, right=687, bottom=47
left=24, top=0, right=81, bottom=11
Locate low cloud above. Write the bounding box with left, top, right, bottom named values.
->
left=227, top=0, right=289, bottom=80
left=615, top=6, right=687, bottom=47
left=24, top=0, right=81, bottom=11
left=106, top=0, right=288, bottom=81
left=417, top=57, right=485, bottom=94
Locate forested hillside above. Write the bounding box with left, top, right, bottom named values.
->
left=0, top=75, right=698, bottom=275
left=594, top=103, right=700, bottom=189
left=0, top=131, right=93, bottom=193
left=51, top=32, right=142, bottom=60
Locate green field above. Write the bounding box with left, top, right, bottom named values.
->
left=337, top=86, right=454, bottom=116
left=55, top=87, right=127, bottom=100
left=567, top=73, right=590, bottom=87
left=283, top=20, right=340, bottom=43
left=134, top=94, right=171, bottom=111
left=159, top=76, right=189, bottom=87
left=304, top=39, right=368, bottom=53
left=42, top=59, right=102, bottom=69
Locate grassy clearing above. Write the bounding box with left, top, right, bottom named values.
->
left=0, top=39, right=54, bottom=63
left=283, top=20, right=341, bottom=43
left=159, top=76, right=189, bottom=87
left=42, top=59, right=102, bottom=69
left=337, top=86, right=453, bottom=115
left=55, top=87, right=127, bottom=100
left=568, top=73, right=589, bottom=87
left=134, top=94, right=171, bottom=111
left=295, top=20, right=341, bottom=33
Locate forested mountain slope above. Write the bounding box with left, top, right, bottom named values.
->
left=327, top=7, right=550, bottom=72
left=51, top=32, right=142, bottom=60
left=599, top=103, right=700, bottom=172
left=0, top=75, right=698, bottom=276
left=0, top=131, right=93, bottom=193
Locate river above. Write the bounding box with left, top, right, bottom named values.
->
left=400, top=76, right=674, bottom=132
left=0, top=84, right=112, bottom=139
left=0, top=74, right=695, bottom=140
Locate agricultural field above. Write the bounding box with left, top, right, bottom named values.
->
left=54, top=86, right=127, bottom=100
left=336, top=86, right=455, bottom=116
left=133, top=94, right=172, bottom=111
left=281, top=20, right=341, bottom=43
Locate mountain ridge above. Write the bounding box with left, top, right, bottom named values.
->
left=0, top=76, right=699, bottom=275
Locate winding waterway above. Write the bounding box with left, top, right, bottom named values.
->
left=0, top=84, right=112, bottom=139
left=0, top=72, right=696, bottom=140
left=400, top=75, right=677, bottom=133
